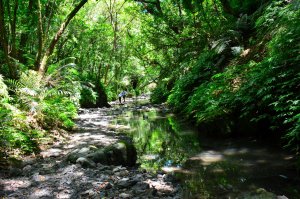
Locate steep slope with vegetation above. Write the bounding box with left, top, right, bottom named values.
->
left=149, top=0, right=300, bottom=151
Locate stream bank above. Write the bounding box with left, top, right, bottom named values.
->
left=0, top=97, right=181, bottom=199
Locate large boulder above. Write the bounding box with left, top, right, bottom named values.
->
left=66, top=140, right=137, bottom=167
left=88, top=140, right=137, bottom=166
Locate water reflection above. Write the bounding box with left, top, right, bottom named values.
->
left=112, top=109, right=200, bottom=172
left=111, top=106, right=300, bottom=198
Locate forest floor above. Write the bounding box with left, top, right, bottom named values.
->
left=0, top=97, right=181, bottom=199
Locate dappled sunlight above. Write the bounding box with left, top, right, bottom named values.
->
left=0, top=179, right=31, bottom=191
left=88, top=121, right=109, bottom=126
left=30, top=187, right=53, bottom=198
left=41, top=148, right=64, bottom=158
left=146, top=179, right=177, bottom=194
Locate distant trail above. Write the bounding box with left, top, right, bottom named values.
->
left=0, top=96, right=182, bottom=199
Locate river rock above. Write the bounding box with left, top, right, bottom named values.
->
left=117, top=177, right=138, bottom=188
left=86, top=140, right=137, bottom=166
left=67, top=146, right=95, bottom=162
left=132, top=181, right=150, bottom=194
left=119, top=193, right=131, bottom=198
left=66, top=140, right=137, bottom=167
left=22, top=165, right=32, bottom=173
left=76, top=157, right=96, bottom=168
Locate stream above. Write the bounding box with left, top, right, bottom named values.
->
left=1, top=98, right=299, bottom=199
left=111, top=99, right=300, bottom=198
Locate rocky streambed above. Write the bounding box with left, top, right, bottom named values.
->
left=1, top=97, right=298, bottom=199
left=0, top=97, right=182, bottom=198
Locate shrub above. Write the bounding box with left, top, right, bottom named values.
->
left=150, top=84, right=169, bottom=104
left=80, top=84, right=98, bottom=108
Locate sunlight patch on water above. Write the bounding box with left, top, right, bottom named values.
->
left=223, top=148, right=249, bottom=156
left=108, top=124, right=130, bottom=130
left=256, top=159, right=267, bottom=163
left=161, top=166, right=194, bottom=175
left=190, top=151, right=224, bottom=165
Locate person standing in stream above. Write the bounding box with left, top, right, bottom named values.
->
left=118, top=90, right=127, bottom=104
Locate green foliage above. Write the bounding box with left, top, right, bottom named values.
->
left=47, top=60, right=82, bottom=107
left=0, top=74, right=9, bottom=100
left=1, top=69, right=78, bottom=156
left=166, top=1, right=300, bottom=151
left=150, top=84, right=170, bottom=104
left=237, top=2, right=300, bottom=148
left=42, top=96, right=77, bottom=129
left=0, top=97, right=41, bottom=155
left=80, top=84, right=98, bottom=108
left=168, top=52, right=218, bottom=112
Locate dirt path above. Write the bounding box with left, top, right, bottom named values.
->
left=0, top=97, right=181, bottom=199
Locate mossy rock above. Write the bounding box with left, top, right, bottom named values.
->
left=67, top=147, right=94, bottom=163
left=86, top=140, right=137, bottom=166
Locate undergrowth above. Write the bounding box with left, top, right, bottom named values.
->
left=165, top=1, right=300, bottom=150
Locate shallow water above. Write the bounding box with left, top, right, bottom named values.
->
left=110, top=102, right=300, bottom=198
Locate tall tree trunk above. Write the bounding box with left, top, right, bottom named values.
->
left=38, top=0, right=88, bottom=75
left=0, top=0, right=17, bottom=78
left=35, top=0, right=44, bottom=70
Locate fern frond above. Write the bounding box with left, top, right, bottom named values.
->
left=6, top=79, right=25, bottom=91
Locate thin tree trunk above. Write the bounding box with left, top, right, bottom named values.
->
left=104, top=64, right=110, bottom=85
left=11, top=0, right=18, bottom=58
left=38, top=0, right=88, bottom=75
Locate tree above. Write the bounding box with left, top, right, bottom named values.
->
left=37, top=0, right=88, bottom=75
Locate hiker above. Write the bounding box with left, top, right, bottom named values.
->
left=118, top=90, right=127, bottom=104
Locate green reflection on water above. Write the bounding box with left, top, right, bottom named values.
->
left=113, top=109, right=200, bottom=172
left=111, top=106, right=300, bottom=198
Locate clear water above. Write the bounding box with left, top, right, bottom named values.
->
left=110, top=102, right=300, bottom=198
